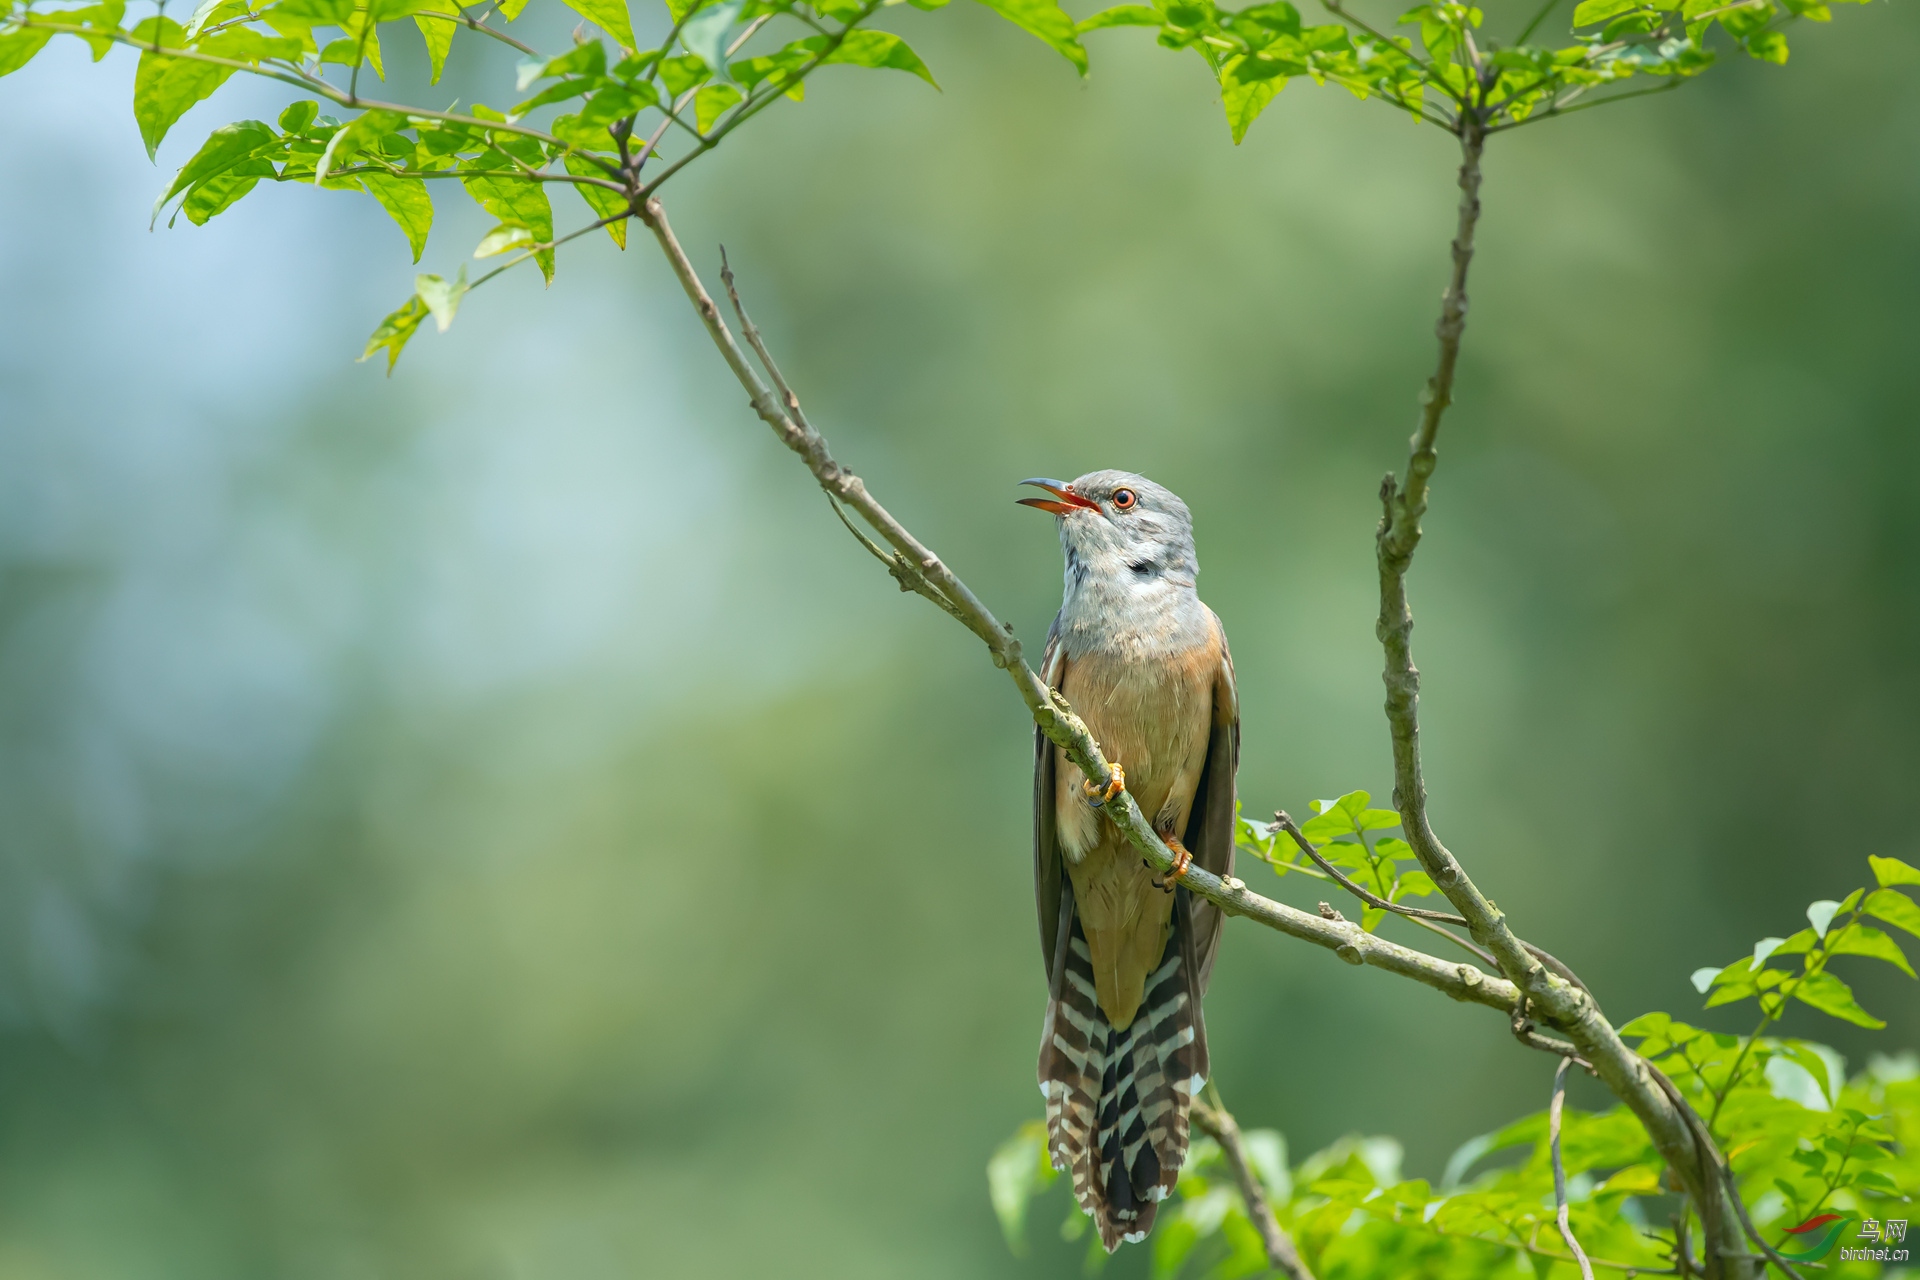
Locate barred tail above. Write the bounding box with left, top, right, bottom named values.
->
left=1038, top=889, right=1208, bottom=1251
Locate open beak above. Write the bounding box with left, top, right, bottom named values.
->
left=1017, top=478, right=1100, bottom=515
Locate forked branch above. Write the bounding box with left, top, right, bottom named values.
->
left=1371, top=107, right=1751, bottom=1278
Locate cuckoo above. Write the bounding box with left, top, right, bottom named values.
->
left=1021, top=470, right=1239, bottom=1250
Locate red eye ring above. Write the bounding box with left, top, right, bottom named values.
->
left=1112, top=488, right=1137, bottom=511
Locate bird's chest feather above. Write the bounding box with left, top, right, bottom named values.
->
left=1053, top=626, right=1221, bottom=863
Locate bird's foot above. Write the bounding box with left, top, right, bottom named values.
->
left=1082, top=761, right=1125, bottom=808
left=1150, top=836, right=1193, bottom=893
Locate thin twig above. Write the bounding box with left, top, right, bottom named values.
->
left=414, top=7, right=541, bottom=57
left=466, top=212, right=629, bottom=288
left=1490, top=77, right=1681, bottom=131
left=1192, top=1091, right=1315, bottom=1280
left=639, top=7, right=873, bottom=197
left=1551, top=1058, right=1598, bottom=1280
left=1272, top=811, right=1596, bottom=999
left=1514, top=0, right=1561, bottom=44
left=1274, top=810, right=1468, bottom=924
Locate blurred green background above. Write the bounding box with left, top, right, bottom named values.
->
left=2, top=2, right=1918, bottom=1274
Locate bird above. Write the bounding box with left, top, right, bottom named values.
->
left=1019, top=470, right=1239, bottom=1251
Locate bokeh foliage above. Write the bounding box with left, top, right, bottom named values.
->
left=1001, top=815, right=1920, bottom=1275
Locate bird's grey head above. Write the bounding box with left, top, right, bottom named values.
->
left=1018, top=470, right=1200, bottom=594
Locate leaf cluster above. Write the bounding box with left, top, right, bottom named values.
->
left=1, top=0, right=1090, bottom=367
left=1239, top=789, right=1438, bottom=932
left=1073, top=0, right=1870, bottom=143
left=995, top=854, right=1920, bottom=1275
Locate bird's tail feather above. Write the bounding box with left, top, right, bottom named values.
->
left=1039, top=892, right=1206, bottom=1251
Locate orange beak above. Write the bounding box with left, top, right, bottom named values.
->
left=1017, top=478, right=1099, bottom=515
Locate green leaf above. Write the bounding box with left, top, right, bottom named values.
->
left=1571, top=0, right=1641, bottom=19
left=415, top=266, right=468, bottom=332
left=152, top=119, right=275, bottom=223
left=365, top=0, right=436, bottom=20
left=1793, top=971, right=1885, bottom=1029
left=1863, top=887, right=1920, bottom=939
left=0, top=27, right=56, bottom=78
left=196, top=27, right=306, bottom=60
left=314, top=108, right=404, bottom=184
left=415, top=12, right=454, bottom=82
left=660, top=52, right=711, bottom=97
left=819, top=29, right=939, bottom=87
left=184, top=0, right=240, bottom=39
left=1617, top=1011, right=1671, bottom=1038
left=1395, top=869, right=1437, bottom=899
left=1808, top=899, right=1842, bottom=938
left=461, top=166, right=554, bottom=282
left=1828, top=925, right=1916, bottom=978
left=362, top=173, right=433, bottom=261
left=680, top=0, right=745, bottom=81
left=267, top=0, right=358, bottom=23
left=564, top=152, right=629, bottom=248
left=180, top=157, right=274, bottom=222
left=987, top=1121, right=1056, bottom=1255
left=1744, top=28, right=1787, bottom=61
left=496, top=0, right=531, bottom=18
left=518, top=39, right=606, bottom=89
left=560, top=0, right=636, bottom=50
left=131, top=18, right=237, bottom=158
left=1691, top=966, right=1722, bottom=994
left=1077, top=2, right=1161, bottom=28
left=1752, top=936, right=1787, bottom=968
left=1870, top=856, right=1920, bottom=888
left=279, top=99, right=320, bottom=132
left=359, top=293, right=429, bottom=371
left=973, top=0, right=1089, bottom=74
left=693, top=82, right=743, bottom=131
left=1778, top=1040, right=1836, bottom=1106
left=474, top=223, right=534, bottom=256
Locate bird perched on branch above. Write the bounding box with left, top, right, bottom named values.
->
left=1020, top=471, right=1239, bottom=1251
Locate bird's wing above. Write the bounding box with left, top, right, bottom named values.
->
left=1182, top=607, right=1240, bottom=993
left=1034, top=612, right=1068, bottom=976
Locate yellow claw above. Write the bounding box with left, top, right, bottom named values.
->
left=1082, top=761, right=1126, bottom=807
left=1152, top=835, right=1193, bottom=893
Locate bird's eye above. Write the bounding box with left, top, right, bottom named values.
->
left=1112, top=488, right=1137, bottom=511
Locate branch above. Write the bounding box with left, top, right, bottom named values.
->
left=1373, top=116, right=1752, bottom=1279
left=1550, top=1058, right=1598, bottom=1280
left=1191, top=1093, right=1315, bottom=1280
left=637, top=193, right=1528, bottom=1019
